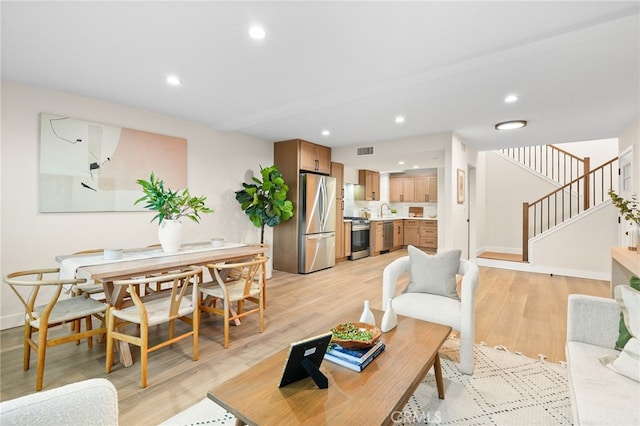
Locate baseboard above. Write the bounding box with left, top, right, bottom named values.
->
left=476, top=258, right=610, bottom=281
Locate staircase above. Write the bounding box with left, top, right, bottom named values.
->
left=499, top=145, right=618, bottom=262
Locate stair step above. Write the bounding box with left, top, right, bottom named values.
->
left=478, top=252, right=524, bottom=262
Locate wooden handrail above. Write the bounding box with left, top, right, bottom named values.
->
left=500, top=144, right=588, bottom=187
left=522, top=157, right=617, bottom=261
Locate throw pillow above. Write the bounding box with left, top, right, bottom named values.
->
left=601, top=285, right=640, bottom=382
left=615, top=275, right=640, bottom=350
left=404, top=246, right=461, bottom=300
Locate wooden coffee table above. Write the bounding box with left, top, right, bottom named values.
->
left=207, top=308, right=452, bottom=425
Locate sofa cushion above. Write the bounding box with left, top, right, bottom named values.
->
left=566, top=341, right=640, bottom=426
left=615, top=276, right=640, bottom=350
left=602, top=285, right=640, bottom=382
left=392, top=292, right=461, bottom=330
left=404, top=246, right=461, bottom=299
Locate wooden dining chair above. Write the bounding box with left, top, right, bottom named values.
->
left=3, top=268, right=108, bottom=391
left=105, top=266, right=201, bottom=388
left=200, top=256, right=267, bottom=349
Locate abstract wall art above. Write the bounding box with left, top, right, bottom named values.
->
left=39, top=113, right=187, bottom=212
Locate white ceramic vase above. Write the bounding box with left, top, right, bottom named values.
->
left=158, top=219, right=183, bottom=253
left=359, top=300, right=376, bottom=326
left=381, top=299, right=398, bottom=332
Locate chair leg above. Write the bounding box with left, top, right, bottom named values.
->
left=105, top=308, right=114, bottom=374
left=193, top=309, right=199, bottom=361
left=23, top=322, right=32, bottom=371
left=459, top=333, right=475, bottom=375
left=85, top=315, right=93, bottom=348
left=259, top=294, right=265, bottom=333
left=223, top=300, right=230, bottom=349
left=35, top=327, right=48, bottom=391
left=140, top=322, right=149, bottom=388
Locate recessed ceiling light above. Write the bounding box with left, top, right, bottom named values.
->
left=398, top=161, right=405, bottom=165
left=413, top=165, right=419, bottom=169
left=395, top=116, right=405, bottom=124
left=322, top=130, right=330, bottom=136
left=495, top=120, right=528, bottom=130
left=249, top=26, right=266, bottom=40
left=166, top=75, right=182, bottom=86
left=504, top=94, right=518, bottom=103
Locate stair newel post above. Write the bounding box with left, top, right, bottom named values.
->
left=523, top=202, right=529, bottom=262
left=583, top=157, right=591, bottom=211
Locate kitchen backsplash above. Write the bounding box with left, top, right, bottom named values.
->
left=343, top=183, right=436, bottom=218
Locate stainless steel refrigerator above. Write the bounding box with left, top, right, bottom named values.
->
left=298, top=173, right=336, bottom=273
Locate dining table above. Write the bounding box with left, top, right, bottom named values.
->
left=56, top=242, right=269, bottom=367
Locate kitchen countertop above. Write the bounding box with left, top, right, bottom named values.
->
left=350, top=216, right=438, bottom=221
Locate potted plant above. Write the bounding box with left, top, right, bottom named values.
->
left=609, top=189, right=640, bottom=251
left=135, top=172, right=213, bottom=253
left=235, top=165, right=294, bottom=244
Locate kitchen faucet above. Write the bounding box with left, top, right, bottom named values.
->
left=380, top=203, right=391, bottom=218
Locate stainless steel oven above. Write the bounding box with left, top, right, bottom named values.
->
left=346, top=217, right=370, bottom=260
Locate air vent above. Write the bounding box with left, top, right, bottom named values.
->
left=357, top=147, right=374, bottom=155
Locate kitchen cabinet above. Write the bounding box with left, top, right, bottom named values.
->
left=299, top=140, right=331, bottom=174
left=356, top=169, right=380, bottom=201
left=393, top=220, right=404, bottom=249
left=390, top=174, right=437, bottom=203
left=389, top=177, right=415, bottom=202
left=419, top=221, right=438, bottom=249
left=403, top=220, right=420, bottom=247
left=415, top=176, right=438, bottom=202
left=370, top=221, right=383, bottom=255
left=273, top=139, right=333, bottom=274
left=344, top=222, right=351, bottom=257
left=331, top=162, right=345, bottom=261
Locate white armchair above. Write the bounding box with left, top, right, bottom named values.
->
left=382, top=254, right=479, bottom=374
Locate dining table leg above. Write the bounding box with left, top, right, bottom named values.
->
left=103, top=280, right=134, bottom=367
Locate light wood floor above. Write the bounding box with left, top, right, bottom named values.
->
left=0, top=249, right=609, bottom=424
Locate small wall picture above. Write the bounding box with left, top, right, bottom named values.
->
left=457, top=169, right=465, bottom=204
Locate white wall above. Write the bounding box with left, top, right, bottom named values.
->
left=482, top=151, right=559, bottom=254
left=555, top=138, right=618, bottom=168
left=0, top=80, right=273, bottom=329
left=618, top=117, right=640, bottom=192
left=530, top=204, right=618, bottom=280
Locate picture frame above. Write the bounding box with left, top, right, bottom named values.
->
left=278, top=332, right=333, bottom=389
left=457, top=169, right=465, bottom=204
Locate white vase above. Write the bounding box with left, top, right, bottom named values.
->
left=359, top=300, right=375, bottom=326
left=381, top=299, right=398, bottom=332
left=628, top=222, right=639, bottom=251
left=158, top=219, right=183, bottom=253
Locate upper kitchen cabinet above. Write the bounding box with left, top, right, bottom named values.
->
left=356, top=169, right=380, bottom=201
left=389, top=176, right=415, bottom=202
left=390, top=174, right=437, bottom=203
left=299, top=140, right=331, bottom=175
left=414, top=176, right=438, bottom=202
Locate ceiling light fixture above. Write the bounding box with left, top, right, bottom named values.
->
left=166, top=75, right=182, bottom=86
left=495, top=120, right=527, bottom=130
left=395, top=116, right=405, bottom=124
left=249, top=26, right=266, bottom=40
left=504, top=94, right=518, bottom=103
left=322, top=130, right=330, bottom=136
left=398, top=161, right=405, bottom=165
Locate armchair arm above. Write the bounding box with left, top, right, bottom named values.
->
left=382, top=256, right=410, bottom=309
left=567, top=294, right=619, bottom=348
left=458, top=260, right=480, bottom=315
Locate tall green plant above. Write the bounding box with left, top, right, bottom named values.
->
left=235, top=165, right=294, bottom=244
left=135, top=172, right=213, bottom=224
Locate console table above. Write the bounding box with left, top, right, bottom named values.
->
left=611, top=246, right=640, bottom=297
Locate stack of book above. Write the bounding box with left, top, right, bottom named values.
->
left=324, top=340, right=385, bottom=372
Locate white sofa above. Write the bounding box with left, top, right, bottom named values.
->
left=0, top=378, right=118, bottom=425
left=566, top=294, right=640, bottom=425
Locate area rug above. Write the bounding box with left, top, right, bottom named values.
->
left=159, top=338, right=572, bottom=425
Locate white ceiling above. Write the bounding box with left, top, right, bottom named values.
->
left=2, top=1, right=639, bottom=170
